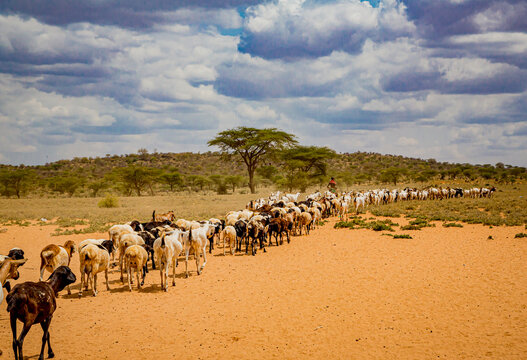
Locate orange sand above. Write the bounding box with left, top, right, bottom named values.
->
left=0, top=219, right=526, bottom=359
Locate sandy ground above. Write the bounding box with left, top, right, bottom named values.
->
left=0, top=217, right=526, bottom=359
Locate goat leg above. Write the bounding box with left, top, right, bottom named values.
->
left=10, top=312, right=18, bottom=360
left=39, top=320, right=52, bottom=360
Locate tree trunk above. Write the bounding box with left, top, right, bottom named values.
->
left=248, top=166, right=256, bottom=194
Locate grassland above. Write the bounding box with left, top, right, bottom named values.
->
left=0, top=189, right=273, bottom=234
left=0, top=184, right=525, bottom=236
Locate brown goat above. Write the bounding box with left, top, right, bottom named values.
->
left=39, top=240, right=76, bottom=295
left=0, top=258, right=27, bottom=305
left=7, top=266, right=76, bottom=360
left=152, top=210, right=176, bottom=222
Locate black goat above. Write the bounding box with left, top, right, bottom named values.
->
left=7, top=266, right=76, bottom=360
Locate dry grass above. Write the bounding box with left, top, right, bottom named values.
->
left=369, top=184, right=527, bottom=227
left=0, top=189, right=274, bottom=232
left=0, top=184, right=525, bottom=234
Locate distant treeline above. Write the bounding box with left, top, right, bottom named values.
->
left=0, top=149, right=525, bottom=198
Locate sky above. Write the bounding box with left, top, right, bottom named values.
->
left=0, top=0, right=526, bottom=166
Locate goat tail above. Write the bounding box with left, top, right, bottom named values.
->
left=152, top=210, right=156, bottom=222
left=6, top=291, right=26, bottom=313
left=189, top=227, right=193, bottom=243
left=41, top=250, right=55, bottom=265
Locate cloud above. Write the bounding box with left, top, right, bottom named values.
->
left=396, top=136, right=418, bottom=146
left=238, top=0, right=415, bottom=59
left=0, top=1, right=258, bottom=29
left=0, top=1, right=526, bottom=167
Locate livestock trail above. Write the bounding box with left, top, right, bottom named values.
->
left=1, top=213, right=526, bottom=359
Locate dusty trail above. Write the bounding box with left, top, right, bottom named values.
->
left=0, top=219, right=526, bottom=359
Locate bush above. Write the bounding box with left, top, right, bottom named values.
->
left=514, top=233, right=527, bottom=238
left=443, top=222, right=463, bottom=228
left=393, top=234, right=412, bottom=239
left=98, top=194, right=119, bottom=208
left=216, top=183, right=228, bottom=195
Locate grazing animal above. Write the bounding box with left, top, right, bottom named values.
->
left=7, top=266, right=76, bottom=360
left=152, top=210, right=176, bottom=222
left=39, top=240, right=76, bottom=295
left=1, top=248, right=25, bottom=294
left=185, top=225, right=212, bottom=277
left=0, top=258, right=27, bottom=304
left=118, top=233, right=145, bottom=282
left=221, top=226, right=237, bottom=256
left=124, top=245, right=149, bottom=291
left=154, top=230, right=183, bottom=291
left=234, top=220, right=248, bottom=252
left=78, top=242, right=112, bottom=297
left=266, top=218, right=290, bottom=246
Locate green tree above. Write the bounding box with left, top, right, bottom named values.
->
left=160, top=170, right=183, bottom=192
left=280, top=145, right=337, bottom=176
left=224, top=175, right=245, bottom=192
left=0, top=169, right=34, bottom=198
left=48, top=175, right=83, bottom=197
left=378, top=167, right=408, bottom=185
left=118, top=166, right=158, bottom=196
left=256, top=165, right=278, bottom=180
left=87, top=179, right=109, bottom=197
left=208, top=127, right=297, bottom=193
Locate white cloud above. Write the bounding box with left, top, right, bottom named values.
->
left=397, top=136, right=418, bottom=146
left=235, top=103, right=278, bottom=120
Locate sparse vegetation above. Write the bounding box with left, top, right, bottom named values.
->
left=401, top=218, right=435, bottom=230
left=98, top=194, right=119, bottom=208
left=393, top=234, right=413, bottom=239
left=443, top=222, right=463, bottom=228
left=334, top=217, right=398, bottom=232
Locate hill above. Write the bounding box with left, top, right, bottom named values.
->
left=0, top=149, right=525, bottom=198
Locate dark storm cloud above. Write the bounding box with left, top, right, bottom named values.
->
left=402, top=0, right=527, bottom=39
left=0, top=0, right=260, bottom=28
left=383, top=68, right=527, bottom=94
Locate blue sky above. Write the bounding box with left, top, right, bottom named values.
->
left=0, top=0, right=526, bottom=166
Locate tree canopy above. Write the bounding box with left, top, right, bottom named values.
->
left=208, top=127, right=297, bottom=193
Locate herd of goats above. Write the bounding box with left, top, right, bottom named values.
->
left=0, top=185, right=496, bottom=359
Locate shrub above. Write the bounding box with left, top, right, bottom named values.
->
left=216, top=183, right=228, bottom=195
left=514, top=233, right=527, bottom=238
left=443, top=222, right=463, bottom=228
left=98, top=194, right=119, bottom=208
left=393, top=234, right=412, bottom=239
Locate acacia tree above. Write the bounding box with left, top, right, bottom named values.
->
left=118, top=166, right=159, bottom=196
left=208, top=127, right=297, bottom=193
left=0, top=169, right=34, bottom=198
left=279, top=146, right=337, bottom=192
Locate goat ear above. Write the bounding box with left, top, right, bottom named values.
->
left=12, top=258, right=27, bottom=267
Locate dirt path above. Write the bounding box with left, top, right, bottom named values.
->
left=1, top=219, right=526, bottom=359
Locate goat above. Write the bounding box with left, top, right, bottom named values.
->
left=221, top=226, right=237, bottom=256
left=108, top=224, right=135, bottom=261
left=1, top=248, right=25, bottom=294
left=7, top=266, right=76, bottom=360
left=136, top=231, right=157, bottom=270
left=153, top=229, right=183, bottom=290
left=266, top=218, right=290, bottom=246
left=78, top=242, right=112, bottom=297
left=124, top=245, right=149, bottom=291
left=118, top=233, right=145, bottom=282
left=184, top=225, right=211, bottom=277
left=247, top=219, right=265, bottom=255
left=152, top=210, right=176, bottom=222
left=234, top=219, right=248, bottom=252
left=0, top=258, right=27, bottom=304
left=39, top=240, right=76, bottom=295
